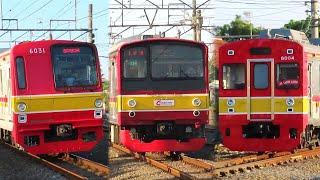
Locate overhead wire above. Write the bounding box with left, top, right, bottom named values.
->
left=4, top=0, right=26, bottom=16
left=53, top=0, right=73, bottom=19
left=13, top=0, right=38, bottom=18
left=20, top=0, right=54, bottom=21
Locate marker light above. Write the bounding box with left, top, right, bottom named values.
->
left=128, top=99, right=137, bottom=107
left=286, top=98, right=295, bottom=106
left=95, top=99, right=103, bottom=108
left=192, top=98, right=201, bottom=107
left=17, top=102, right=27, bottom=112
left=227, top=98, right=236, bottom=107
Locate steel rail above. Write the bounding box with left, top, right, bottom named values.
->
left=180, top=155, right=215, bottom=171
left=212, top=147, right=320, bottom=177
left=27, top=153, right=88, bottom=180
left=60, top=153, right=111, bottom=177
left=111, top=142, right=195, bottom=180
left=0, top=141, right=87, bottom=180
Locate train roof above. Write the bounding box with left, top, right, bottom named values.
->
left=109, top=36, right=206, bottom=54
left=222, top=37, right=320, bottom=58
left=14, top=40, right=87, bottom=46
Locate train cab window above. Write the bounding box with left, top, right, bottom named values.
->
left=122, top=47, right=147, bottom=79
left=276, top=63, right=299, bottom=89
left=223, top=64, right=245, bottom=89
left=16, top=57, right=26, bottom=89
left=150, top=44, right=204, bottom=79
left=52, top=46, right=98, bottom=88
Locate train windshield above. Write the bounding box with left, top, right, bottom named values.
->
left=151, top=44, right=203, bottom=79
left=52, top=46, right=98, bottom=88
left=276, top=63, right=299, bottom=89
left=121, top=42, right=206, bottom=91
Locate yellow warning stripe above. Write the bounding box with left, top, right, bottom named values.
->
left=109, top=94, right=209, bottom=111
left=12, top=92, right=103, bottom=113
left=219, top=97, right=309, bottom=114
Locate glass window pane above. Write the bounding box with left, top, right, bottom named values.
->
left=254, top=64, right=268, bottom=89
left=223, top=64, right=245, bottom=89
left=52, top=46, right=98, bottom=88
left=276, top=63, right=299, bottom=89
left=16, top=57, right=26, bottom=89
left=122, top=47, right=147, bottom=78
left=151, top=44, right=203, bottom=79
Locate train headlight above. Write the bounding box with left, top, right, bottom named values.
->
left=227, top=98, right=236, bottom=107
left=286, top=98, right=295, bottom=106
left=95, top=99, right=103, bottom=108
left=17, top=102, right=27, bottom=112
left=128, top=99, right=137, bottom=108
left=192, top=98, right=201, bottom=106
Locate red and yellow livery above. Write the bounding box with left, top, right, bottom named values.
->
left=109, top=36, right=209, bottom=152
left=0, top=40, right=104, bottom=155
left=219, top=30, right=320, bottom=152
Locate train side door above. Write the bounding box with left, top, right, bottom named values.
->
left=247, top=59, right=274, bottom=121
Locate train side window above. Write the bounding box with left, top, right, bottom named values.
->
left=16, top=57, right=26, bottom=89
left=254, top=64, right=269, bottom=89
left=276, top=63, right=299, bottom=89
left=222, top=64, right=245, bottom=90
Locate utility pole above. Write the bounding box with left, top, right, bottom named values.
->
left=196, top=10, right=203, bottom=42
left=311, top=0, right=319, bottom=38
left=74, top=0, right=77, bottom=28
left=244, top=11, right=252, bottom=39
left=0, top=0, right=3, bottom=29
left=192, top=0, right=197, bottom=41
left=88, top=4, right=93, bottom=43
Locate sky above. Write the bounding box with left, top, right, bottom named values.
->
left=0, top=0, right=109, bottom=76
left=0, top=0, right=311, bottom=79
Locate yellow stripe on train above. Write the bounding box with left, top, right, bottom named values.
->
left=219, top=97, right=309, bottom=114
left=12, top=93, right=103, bottom=113
left=117, top=94, right=209, bottom=111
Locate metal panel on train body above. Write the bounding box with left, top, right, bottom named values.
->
left=0, top=52, right=13, bottom=132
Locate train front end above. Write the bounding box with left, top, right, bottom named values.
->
left=218, top=39, right=308, bottom=152
left=11, top=40, right=104, bottom=155
left=109, top=38, right=209, bottom=152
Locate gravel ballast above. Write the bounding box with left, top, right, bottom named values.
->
left=0, top=143, right=66, bottom=179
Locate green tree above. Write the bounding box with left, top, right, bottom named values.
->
left=283, top=16, right=311, bottom=38
left=215, top=15, right=262, bottom=37
left=103, top=81, right=109, bottom=91
left=102, top=81, right=109, bottom=110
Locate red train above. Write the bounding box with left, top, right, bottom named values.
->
left=0, top=40, right=104, bottom=155
left=108, top=36, right=209, bottom=153
left=218, top=29, right=320, bottom=152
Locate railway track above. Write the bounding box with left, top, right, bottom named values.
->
left=211, top=147, right=320, bottom=177
left=1, top=141, right=110, bottom=179
left=111, top=142, right=320, bottom=179
left=51, top=153, right=111, bottom=178
left=110, top=142, right=195, bottom=179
